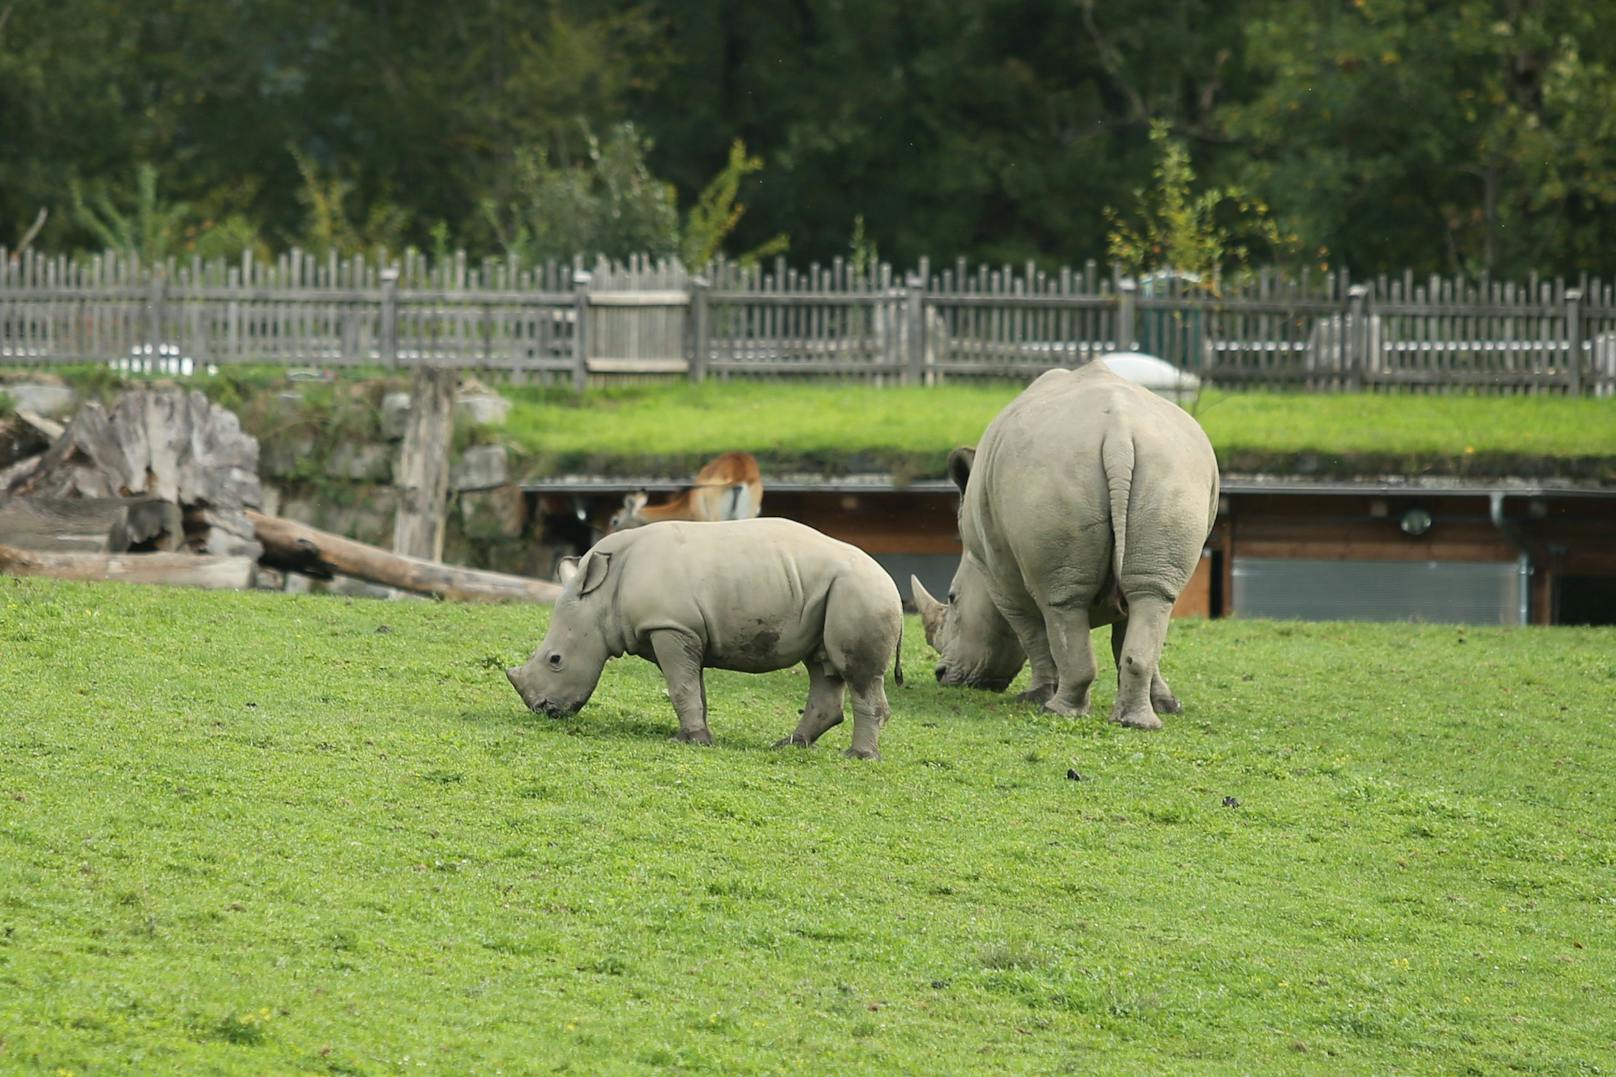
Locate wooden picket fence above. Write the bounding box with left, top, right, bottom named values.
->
left=4, top=248, right=1615, bottom=394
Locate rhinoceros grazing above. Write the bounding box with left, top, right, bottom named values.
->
left=911, top=360, right=1219, bottom=730
left=506, top=518, right=904, bottom=758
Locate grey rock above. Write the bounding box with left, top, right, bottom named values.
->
left=456, top=391, right=511, bottom=427
left=328, top=442, right=396, bottom=482
left=452, top=444, right=510, bottom=492
left=459, top=484, right=527, bottom=540
left=2, top=383, right=78, bottom=418
left=381, top=391, right=413, bottom=440
left=261, top=435, right=318, bottom=479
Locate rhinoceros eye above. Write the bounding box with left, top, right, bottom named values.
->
left=547, top=653, right=564, bottom=670
left=947, top=591, right=957, bottom=604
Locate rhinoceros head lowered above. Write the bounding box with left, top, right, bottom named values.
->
left=505, top=552, right=615, bottom=717
left=909, top=446, right=1026, bottom=692
left=911, top=554, right=1025, bottom=693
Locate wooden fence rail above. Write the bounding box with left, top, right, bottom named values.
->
left=4, top=249, right=1615, bottom=395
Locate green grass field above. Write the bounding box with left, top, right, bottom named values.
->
left=495, top=381, right=1616, bottom=478
left=4, top=579, right=1614, bottom=1072
left=11, top=365, right=1616, bottom=480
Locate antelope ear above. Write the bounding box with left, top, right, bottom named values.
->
left=625, top=491, right=649, bottom=511
left=578, top=552, right=611, bottom=595
left=557, top=556, right=581, bottom=586
left=946, top=447, right=975, bottom=494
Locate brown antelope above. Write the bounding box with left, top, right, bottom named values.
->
left=608, top=451, right=763, bottom=532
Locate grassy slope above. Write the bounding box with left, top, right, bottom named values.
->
left=497, top=382, right=1616, bottom=479
left=3, top=580, right=1614, bottom=1073
left=12, top=366, right=1616, bottom=479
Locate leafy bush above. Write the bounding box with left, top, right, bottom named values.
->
left=1105, top=121, right=1297, bottom=288
left=681, top=140, right=788, bottom=268
left=484, top=123, right=679, bottom=264
left=70, top=164, right=264, bottom=262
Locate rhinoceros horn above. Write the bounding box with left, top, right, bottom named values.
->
left=910, top=575, right=947, bottom=642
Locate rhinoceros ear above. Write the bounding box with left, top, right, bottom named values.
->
left=946, top=447, right=976, bottom=494
left=557, top=556, right=582, bottom=586
left=577, top=552, right=611, bottom=595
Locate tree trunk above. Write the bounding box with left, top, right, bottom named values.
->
left=0, top=543, right=257, bottom=590
left=249, top=509, right=560, bottom=603
left=0, top=496, right=183, bottom=553
left=393, top=367, right=458, bottom=561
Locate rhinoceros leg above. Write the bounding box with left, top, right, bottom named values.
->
left=775, top=662, right=845, bottom=748
left=1002, top=604, right=1057, bottom=705
left=843, top=679, right=889, bottom=761
left=1040, top=603, right=1097, bottom=717
left=1109, top=595, right=1173, bottom=730
left=1111, top=620, right=1182, bottom=715
left=650, top=629, right=714, bottom=745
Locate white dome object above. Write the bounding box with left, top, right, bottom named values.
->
left=1095, top=352, right=1202, bottom=402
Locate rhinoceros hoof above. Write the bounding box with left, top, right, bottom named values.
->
left=772, top=735, right=811, bottom=749
left=1112, top=709, right=1164, bottom=731
left=1014, top=685, right=1055, bottom=706
left=842, top=747, right=881, bottom=761
left=672, top=728, right=714, bottom=746
left=1041, top=698, right=1091, bottom=718
left=1152, top=695, right=1184, bottom=715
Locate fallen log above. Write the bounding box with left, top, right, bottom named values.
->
left=247, top=509, right=561, bottom=604
left=0, top=496, right=183, bottom=553
left=16, top=409, right=66, bottom=443
left=0, top=453, right=43, bottom=493
left=0, top=543, right=258, bottom=590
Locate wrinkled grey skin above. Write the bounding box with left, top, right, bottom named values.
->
left=913, top=360, right=1219, bottom=730
left=506, top=518, right=904, bottom=759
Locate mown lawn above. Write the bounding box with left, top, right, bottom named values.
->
left=495, top=381, right=1616, bottom=478
left=3, top=579, right=1613, bottom=1072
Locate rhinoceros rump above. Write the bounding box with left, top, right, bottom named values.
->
left=913, top=360, right=1219, bottom=730
left=505, top=518, right=904, bottom=758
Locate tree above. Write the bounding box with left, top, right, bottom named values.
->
left=1224, top=0, right=1616, bottom=277
left=1105, top=121, right=1294, bottom=287
left=69, top=164, right=264, bottom=263
left=633, top=0, right=1255, bottom=266
left=680, top=140, right=788, bottom=268
left=483, top=124, right=680, bottom=264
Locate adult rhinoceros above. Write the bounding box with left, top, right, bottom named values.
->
left=911, top=360, right=1219, bottom=730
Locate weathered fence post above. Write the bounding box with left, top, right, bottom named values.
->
left=392, top=366, right=458, bottom=563
left=689, top=275, right=709, bottom=382
left=145, top=269, right=168, bottom=366
left=572, top=268, right=592, bottom=393
left=379, top=265, right=400, bottom=367
left=1346, top=284, right=1370, bottom=391
left=1116, top=278, right=1137, bottom=351
left=1565, top=288, right=1584, bottom=395
left=904, top=267, right=927, bottom=384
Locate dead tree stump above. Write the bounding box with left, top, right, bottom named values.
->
left=393, top=367, right=458, bottom=561
left=7, top=388, right=263, bottom=558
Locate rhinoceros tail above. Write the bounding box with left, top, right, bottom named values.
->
left=1101, top=432, right=1135, bottom=585
left=893, top=621, right=905, bottom=687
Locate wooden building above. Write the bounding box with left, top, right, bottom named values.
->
left=524, top=477, right=1616, bottom=627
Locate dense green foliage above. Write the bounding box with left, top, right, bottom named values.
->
left=2, top=579, right=1613, bottom=1070
left=7, top=2, right=1616, bottom=277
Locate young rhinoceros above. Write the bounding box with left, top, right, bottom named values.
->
left=505, top=518, right=905, bottom=759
